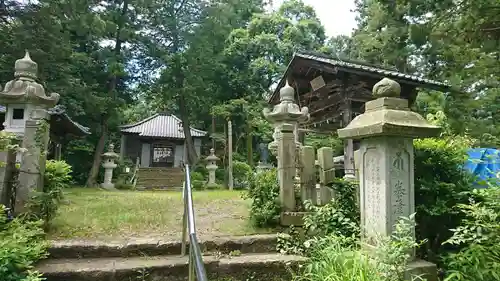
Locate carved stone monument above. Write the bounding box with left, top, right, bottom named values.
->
left=337, top=77, right=440, bottom=281
left=0, top=51, right=60, bottom=213
left=101, top=144, right=119, bottom=190
left=263, top=81, right=309, bottom=218
left=205, top=148, right=219, bottom=187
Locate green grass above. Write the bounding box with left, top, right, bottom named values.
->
left=49, top=188, right=272, bottom=241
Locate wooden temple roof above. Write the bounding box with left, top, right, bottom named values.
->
left=268, top=52, right=451, bottom=133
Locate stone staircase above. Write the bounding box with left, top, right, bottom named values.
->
left=136, top=167, right=184, bottom=189
left=36, top=234, right=305, bottom=281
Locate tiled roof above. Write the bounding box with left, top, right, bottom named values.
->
left=120, top=113, right=207, bottom=139
left=294, top=52, right=450, bottom=88
left=0, top=104, right=90, bottom=136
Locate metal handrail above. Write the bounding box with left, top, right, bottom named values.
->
left=181, top=164, right=208, bottom=281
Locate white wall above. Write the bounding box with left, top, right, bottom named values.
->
left=140, top=142, right=150, bottom=167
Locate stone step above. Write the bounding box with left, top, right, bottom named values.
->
left=48, top=234, right=279, bottom=259
left=37, top=252, right=306, bottom=281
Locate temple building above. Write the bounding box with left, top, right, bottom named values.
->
left=119, top=113, right=206, bottom=168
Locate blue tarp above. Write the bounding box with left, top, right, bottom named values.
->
left=464, top=148, right=500, bottom=188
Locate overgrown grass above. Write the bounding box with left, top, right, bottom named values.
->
left=49, top=188, right=272, bottom=240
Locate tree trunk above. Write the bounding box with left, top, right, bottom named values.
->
left=85, top=0, right=128, bottom=187
left=246, top=121, right=253, bottom=166
left=85, top=121, right=108, bottom=187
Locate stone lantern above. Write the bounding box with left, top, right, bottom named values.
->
left=337, top=77, right=440, bottom=280
left=101, top=144, right=119, bottom=190
left=0, top=51, right=59, bottom=136
left=265, top=82, right=308, bottom=156
left=0, top=51, right=60, bottom=213
left=205, top=148, right=219, bottom=187
left=263, top=81, right=309, bottom=212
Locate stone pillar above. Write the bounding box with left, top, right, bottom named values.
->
left=337, top=78, right=440, bottom=281
left=300, top=146, right=316, bottom=204
left=205, top=148, right=219, bottom=188
left=0, top=51, right=60, bottom=214
left=101, top=144, right=119, bottom=190
left=263, top=81, right=309, bottom=214
left=227, top=120, right=234, bottom=190
left=277, top=124, right=296, bottom=211
left=54, top=142, right=62, bottom=161
left=317, top=147, right=336, bottom=205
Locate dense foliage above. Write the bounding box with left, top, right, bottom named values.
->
left=294, top=216, right=422, bottom=281
left=26, top=160, right=73, bottom=228
left=244, top=169, right=280, bottom=227
left=443, top=187, right=500, bottom=281
left=0, top=205, right=48, bottom=281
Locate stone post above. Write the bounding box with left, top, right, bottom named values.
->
left=205, top=148, right=219, bottom=188
left=337, top=78, right=440, bottom=281
left=227, top=120, right=234, bottom=190
left=317, top=147, right=336, bottom=205
left=300, top=146, right=316, bottom=204
left=0, top=51, right=60, bottom=214
left=263, top=81, right=309, bottom=213
left=277, top=124, right=296, bottom=211
left=101, top=144, right=119, bottom=190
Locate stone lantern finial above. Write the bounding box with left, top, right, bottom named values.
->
left=14, top=50, right=38, bottom=80
left=108, top=143, right=115, bottom=152
left=373, top=77, right=401, bottom=98
left=279, top=80, right=295, bottom=102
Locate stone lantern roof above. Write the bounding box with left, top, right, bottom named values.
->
left=102, top=144, right=119, bottom=159
left=263, top=81, right=309, bottom=124
left=337, top=78, right=441, bottom=139
left=205, top=148, right=219, bottom=161
left=0, top=51, right=59, bottom=107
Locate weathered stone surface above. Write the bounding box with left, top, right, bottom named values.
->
left=280, top=211, right=309, bottom=226
left=277, top=124, right=296, bottom=211
left=300, top=146, right=316, bottom=204
left=48, top=234, right=279, bottom=259
left=37, top=253, right=306, bottom=281
left=372, top=77, right=401, bottom=98
left=405, top=259, right=438, bottom=281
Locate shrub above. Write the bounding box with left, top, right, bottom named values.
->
left=244, top=169, right=280, bottom=227
left=413, top=137, right=477, bottom=263
left=277, top=179, right=360, bottom=255
left=44, top=160, right=73, bottom=191
left=0, top=205, right=48, bottom=281
left=233, top=161, right=252, bottom=189
left=442, top=187, right=500, bottom=281
left=295, top=215, right=422, bottom=281
left=190, top=171, right=206, bottom=190
left=26, top=160, right=73, bottom=228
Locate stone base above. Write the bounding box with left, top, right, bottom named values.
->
left=256, top=163, right=273, bottom=173
left=280, top=212, right=310, bottom=226
left=405, top=259, right=437, bottom=281
left=100, top=182, right=116, bottom=190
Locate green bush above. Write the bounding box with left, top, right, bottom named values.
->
left=295, top=215, right=422, bottom=281
left=44, top=160, right=73, bottom=191
left=413, top=137, right=477, bottom=263
left=277, top=179, right=360, bottom=255
left=233, top=161, right=252, bottom=189
left=442, top=187, right=500, bottom=281
left=244, top=169, right=280, bottom=227
left=0, top=205, right=48, bottom=281
left=27, top=160, right=73, bottom=228
left=190, top=171, right=205, bottom=190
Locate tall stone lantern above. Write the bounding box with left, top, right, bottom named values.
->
left=205, top=148, right=219, bottom=187
left=101, top=144, right=119, bottom=190
left=0, top=51, right=60, bottom=213
left=337, top=78, right=441, bottom=280
left=263, top=81, right=309, bottom=212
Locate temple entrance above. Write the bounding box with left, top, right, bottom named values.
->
left=151, top=143, right=174, bottom=167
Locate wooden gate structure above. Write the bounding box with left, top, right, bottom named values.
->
left=268, top=51, right=451, bottom=178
